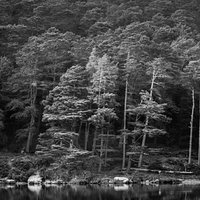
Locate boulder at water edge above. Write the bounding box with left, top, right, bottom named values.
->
left=28, top=174, right=42, bottom=185
left=114, top=177, right=129, bottom=184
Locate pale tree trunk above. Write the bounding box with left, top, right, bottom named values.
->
left=188, top=87, right=195, bottom=164
left=198, top=93, right=200, bottom=165
left=92, top=63, right=103, bottom=154
left=138, top=116, right=149, bottom=168
left=98, top=64, right=103, bottom=107
left=26, top=83, right=37, bottom=152
left=26, top=60, right=38, bottom=153
left=104, top=129, right=109, bottom=166
left=76, top=120, right=83, bottom=148
left=32, top=104, right=43, bottom=151
left=98, top=129, right=104, bottom=172
left=99, top=88, right=106, bottom=171
left=138, top=69, right=155, bottom=168
left=105, top=118, right=110, bottom=166
left=26, top=108, right=36, bottom=152
left=122, top=79, right=128, bottom=169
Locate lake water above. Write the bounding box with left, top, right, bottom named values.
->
left=1, top=184, right=200, bottom=200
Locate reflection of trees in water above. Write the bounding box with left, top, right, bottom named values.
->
left=0, top=187, right=38, bottom=200
left=0, top=185, right=200, bottom=200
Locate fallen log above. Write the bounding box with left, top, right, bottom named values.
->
left=127, top=168, right=194, bottom=175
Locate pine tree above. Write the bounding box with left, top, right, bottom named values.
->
left=43, top=65, right=90, bottom=125
left=87, top=54, right=118, bottom=171
left=172, top=36, right=200, bottom=164
left=121, top=52, right=143, bottom=169
left=134, top=57, right=173, bottom=167
left=6, top=28, right=76, bottom=152
left=15, top=35, right=41, bottom=153
left=42, top=65, right=90, bottom=149
left=182, top=60, right=200, bottom=164
left=86, top=47, right=99, bottom=76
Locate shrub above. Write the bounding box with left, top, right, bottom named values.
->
left=0, top=159, right=10, bottom=178
left=36, top=156, right=55, bottom=168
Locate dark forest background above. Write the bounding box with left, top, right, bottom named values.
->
left=1, top=0, right=200, bottom=161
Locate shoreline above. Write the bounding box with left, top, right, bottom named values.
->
left=1, top=170, right=200, bottom=186
left=1, top=152, right=200, bottom=187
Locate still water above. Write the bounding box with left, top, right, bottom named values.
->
left=1, top=184, right=200, bottom=200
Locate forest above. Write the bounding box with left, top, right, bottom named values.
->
left=1, top=0, right=200, bottom=174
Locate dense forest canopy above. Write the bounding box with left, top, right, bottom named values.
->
left=1, top=0, right=200, bottom=166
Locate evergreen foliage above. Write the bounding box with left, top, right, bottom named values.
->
left=43, top=65, right=90, bottom=126
left=1, top=0, right=200, bottom=168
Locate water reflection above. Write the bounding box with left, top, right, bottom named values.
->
left=28, top=185, right=42, bottom=195
left=0, top=184, right=200, bottom=200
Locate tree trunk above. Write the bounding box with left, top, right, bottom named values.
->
left=84, top=122, right=88, bottom=150
left=138, top=69, right=155, bottom=168
left=26, top=58, right=38, bottom=153
left=26, top=82, right=37, bottom=153
left=92, top=127, right=97, bottom=155
left=138, top=117, right=149, bottom=168
left=72, top=119, right=76, bottom=132
left=104, top=125, right=110, bottom=166
left=189, top=88, right=195, bottom=164
left=98, top=130, right=104, bottom=172
left=26, top=114, right=35, bottom=153
left=78, top=120, right=83, bottom=134
left=32, top=103, right=43, bottom=151
left=122, top=79, right=128, bottom=169
left=198, top=93, right=200, bottom=165
left=84, top=122, right=90, bottom=150
left=98, top=64, right=103, bottom=107
left=93, top=62, right=103, bottom=155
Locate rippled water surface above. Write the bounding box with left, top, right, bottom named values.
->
left=1, top=184, right=200, bottom=200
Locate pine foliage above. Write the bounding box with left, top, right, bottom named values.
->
left=43, top=65, right=90, bottom=124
